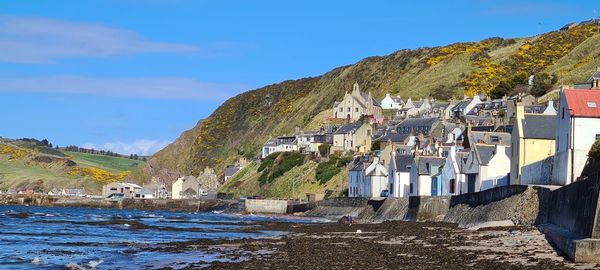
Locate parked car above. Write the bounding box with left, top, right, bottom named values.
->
left=380, top=190, right=389, bottom=197
left=200, top=190, right=208, bottom=196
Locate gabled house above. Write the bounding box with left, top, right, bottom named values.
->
left=552, top=87, right=600, bottom=185
left=381, top=93, right=404, bottom=109
left=510, top=104, right=556, bottom=185
left=388, top=149, right=413, bottom=198
left=409, top=156, right=445, bottom=196
left=332, top=83, right=382, bottom=121
left=441, top=146, right=466, bottom=196
left=348, top=156, right=388, bottom=198
left=398, top=97, right=420, bottom=118
left=451, top=95, right=483, bottom=118
left=332, top=122, right=373, bottom=153
left=462, top=134, right=511, bottom=193
left=102, top=182, right=142, bottom=198
left=172, top=176, right=200, bottom=199
left=261, top=135, right=298, bottom=158
left=224, top=165, right=242, bottom=182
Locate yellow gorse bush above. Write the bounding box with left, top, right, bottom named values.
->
left=0, top=145, right=29, bottom=160
left=68, top=167, right=129, bottom=184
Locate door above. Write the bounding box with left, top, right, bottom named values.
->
left=467, top=174, right=476, bottom=193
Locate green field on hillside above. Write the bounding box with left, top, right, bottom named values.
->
left=65, top=151, right=144, bottom=173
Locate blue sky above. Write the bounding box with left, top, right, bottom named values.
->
left=0, top=0, right=597, bottom=155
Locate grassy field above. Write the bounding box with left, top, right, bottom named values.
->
left=65, top=151, right=144, bottom=173
left=0, top=140, right=146, bottom=194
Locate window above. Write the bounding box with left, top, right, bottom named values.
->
left=490, top=136, right=499, bottom=143
left=588, top=102, right=597, bottom=108
left=596, top=134, right=600, bottom=140
left=355, top=108, right=359, bottom=112
left=347, top=107, right=351, bottom=112
left=390, top=183, right=394, bottom=194
left=339, top=108, right=343, bottom=112
left=562, top=108, right=565, bottom=119
left=410, top=183, right=414, bottom=194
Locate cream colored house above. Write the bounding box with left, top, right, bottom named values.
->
left=332, top=83, right=382, bottom=121
left=171, top=176, right=200, bottom=199
left=332, top=122, right=373, bottom=153
left=510, top=104, right=556, bottom=185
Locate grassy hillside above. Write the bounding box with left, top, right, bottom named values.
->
left=219, top=157, right=348, bottom=200
left=139, top=23, right=600, bottom=197
left=0, top=139, right=144, bottom=194
left=65, top=151, right=143, bottom=173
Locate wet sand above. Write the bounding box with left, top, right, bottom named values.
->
left=151, top=221, right=600, bottom=270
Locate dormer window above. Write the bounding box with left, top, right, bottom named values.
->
left=588, top=101, right=597, bottom=108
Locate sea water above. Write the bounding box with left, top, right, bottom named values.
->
left=0, top=205, right=324, bottom=269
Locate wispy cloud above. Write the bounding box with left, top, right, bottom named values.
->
left=0, top=15, right=199, bottom=64
left=0, top=75, right=244, bottom=101
left=81, top=139, right=170, bottom=156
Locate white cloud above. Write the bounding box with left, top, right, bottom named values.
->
left=0, top=15, right=199, bottom=64
left=0, top=75, right=242, bottom=101
left=81, top=139, right=170, bottom=156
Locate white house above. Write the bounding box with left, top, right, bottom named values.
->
left=409, top=156, right=445, bottom=196
left=261, top=136, right=298, bottom=159
left=451, top=95, right=483, bottom=118
left=381, top=93, right=404, bottom=110
left=388, top=149, right=413, bottom=198
left=348, top=156, right=388, bottom=198
left=441, top=146, right=466, bottom=195
left=463, top=143, right=511, bottom=192
left=552, top=88, right=600, bottom=185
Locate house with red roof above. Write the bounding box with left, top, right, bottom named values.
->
left=552, top=87, right=600, bottom=185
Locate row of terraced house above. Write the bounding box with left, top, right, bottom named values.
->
left=261, top=69, right=600, bottom=199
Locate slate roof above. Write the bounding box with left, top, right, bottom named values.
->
left=452, top=100, right=470, bottom=111
left=590, top=69, right=600, bottom=81
left=474, top=145, right=511, bottom=165
left=412, top=101, right=424, bottom=108
left=334, top=122, right=363, bottom=134
left=522, top=114, right=557, bottom=139
left=394, top=154, right=414, bottom=172
left=224, top=166, right=242, bottom=177
left=391, top=96, right=404, bottom=104
left=416, top=156, right=445, bottom=175
left=396, top=118, right=438, bottom=133
left=468, top=131, right=511, bottom=146
left=380, top=133, right=410, bottom=143
left=564, top=88, right=600, bottom=118
left=350, top=160, right=371, bottom=171
left=524, top=105, right=546, bottom=114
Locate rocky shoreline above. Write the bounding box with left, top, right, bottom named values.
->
left=0, top=194, right=241, bottom=213
left=150, top=221, right=599, bottom=270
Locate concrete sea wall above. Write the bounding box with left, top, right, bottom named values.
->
left=304, top=197, right=369, bottom=218
left=244, top=199, right=288, bottom=214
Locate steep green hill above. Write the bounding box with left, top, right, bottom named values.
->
left=139, top=23, right=600, bottom=195
left=0, top=139, right=144, bottom=194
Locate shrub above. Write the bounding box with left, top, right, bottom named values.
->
left=589, top=140, right=600, bottom=160
left=316, top=155, right=352, bottom=185
left=318, top=144, right=331, bottom=158
left=258, top=152, right=306, bottom=185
